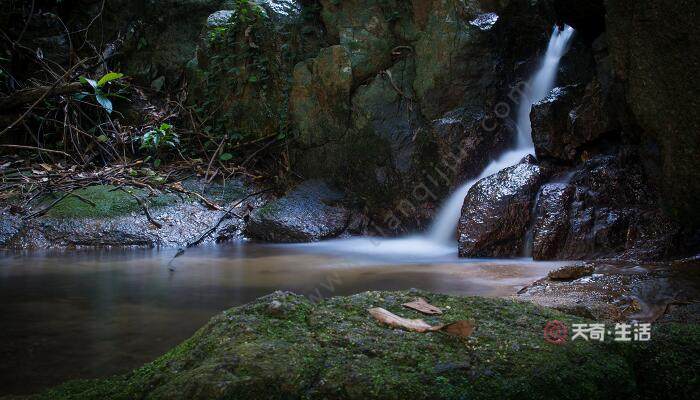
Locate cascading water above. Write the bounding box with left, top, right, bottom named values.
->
left=293, top=25, right=574, bottom=259
left=428, top=25, right=575, bottom=245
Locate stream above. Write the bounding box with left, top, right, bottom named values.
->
left=0, top=244, right=567, bottom=395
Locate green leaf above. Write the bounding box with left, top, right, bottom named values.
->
left=97, top=72, right=124, bottom=87
left=95, top=94, right=113, bottom=114
left=97, top=134, right=108, bottom=142
left=79, top=76, right=97, bottom=89
left=154, top=159, right=162, bottom=168
left=219, top=152, right=233, bottom=161
left=73, top=92, right=88, bottom=101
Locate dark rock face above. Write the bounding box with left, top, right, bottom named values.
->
left=531, top=155, right=680, bottom=260
left=530, top=81, right=616, bottom=162
left=245, top=180, right=350, bottom=242
left=605, top=0, right=700, bottom=229
left=428, top=107, right=511, bottom=185
left=545, top=0, right=606, bottom=41
left=458, top=159, right=548, bottom=257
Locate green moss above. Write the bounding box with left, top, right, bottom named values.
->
left=23, top=291, right=700, bottom=400
left=43, top=185, right=178, bottom=219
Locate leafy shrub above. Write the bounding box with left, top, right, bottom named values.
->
left=139, top=123, right=180, bottom=167
left=76, top=72, right=125, bottom=114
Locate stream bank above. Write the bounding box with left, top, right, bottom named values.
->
left=9, top=290, right=699, bottom=400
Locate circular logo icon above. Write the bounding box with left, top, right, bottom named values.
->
left=543, top=320, right=568, bottom=345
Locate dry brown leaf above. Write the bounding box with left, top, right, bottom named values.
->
left=438, top=320, right=475, bottom=338
left=402, top=297, right=443, bottom=315
left=39, top=163, right=53, bottom=172
left=369, top=308, right=475, bottom=338
left=368, top=307, right=434, bottom=332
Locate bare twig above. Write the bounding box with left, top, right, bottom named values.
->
left=185, top=188, right=270, bottom=248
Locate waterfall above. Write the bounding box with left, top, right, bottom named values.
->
left=293, top=26, right=574, bottom=259
left=427, top=25, right=575, bottom=245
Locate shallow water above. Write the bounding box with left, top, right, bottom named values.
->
left=0, top=242, right=567, bottom=395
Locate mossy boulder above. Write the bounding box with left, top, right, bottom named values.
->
left=24, top=290, right=699, bottom=399
left=1, top=182, right=254, bottom=249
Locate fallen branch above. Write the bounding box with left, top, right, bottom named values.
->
left=0, top=61, right=84, bottom=137
left=0, top=82, right=84, bottom=111
left=167, top=182, right=221, bottom=210
left=0, top=144, right=75, bottom=160
left=118, top=187, right=162, bottom=229
left=185, top=188, right=271, bottom=249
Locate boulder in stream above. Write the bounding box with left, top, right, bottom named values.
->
left=458, top=158, right=548, bottom=257
left=531, top=155, right=680, bottom=261
left=245, top=180, right=350, bottom=242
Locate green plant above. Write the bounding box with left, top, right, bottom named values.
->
left=139, top=123, right=179, bottom=167
left=76, top=72, right=125, bottom=114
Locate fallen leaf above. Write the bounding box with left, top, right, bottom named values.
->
left=402, top=298, right=443, bottom=315
left=39, top=163, right=53, bottom=172
left=369, top=308, right=476, bottom=338
left=368, top=307, right=434, bottom=332
left=438, top=320, right=475, bottom=338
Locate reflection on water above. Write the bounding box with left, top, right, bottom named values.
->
left=0, top=243, right=566, bottom=395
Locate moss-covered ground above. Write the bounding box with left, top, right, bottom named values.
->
left=17, top=291, right=700, bottom=400
left=41, top=185, right=180, bottom=219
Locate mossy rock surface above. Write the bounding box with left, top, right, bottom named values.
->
left=23, top=290, right=700, bottom=400
left=42, top=185, right=179, bottom=219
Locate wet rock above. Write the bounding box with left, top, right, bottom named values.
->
left=532, top=183, right=575, bottom=259
left=1, top=182, right=255, bottom=249
left=458, top=159, right=549, bottom=257
left=530, top=82, right=616, bottom=162
left=0, top=211, right=22, bottom=248
left=245, top=180, right=350, bottom=243
left=519, top=259, right=700, bottom=323
left=351, top=58, right=421, bottom=173
left=547, top=263, right=595, bottom=280
left=206, top=10, right=236, bottom=27
left=530, top=85, right=582, bottom=161
left=255, top=0, right=302, bottom=25
left=531, top=155, right=680, bottom=261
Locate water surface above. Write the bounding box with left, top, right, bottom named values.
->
left=0, top=242, right=566, bottom=395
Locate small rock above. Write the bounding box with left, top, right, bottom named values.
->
left=268, top=300, right=283, bottom=315
left=548, top=264, right=595, bottom=281
left=207, top=10, right=236, bottom=28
